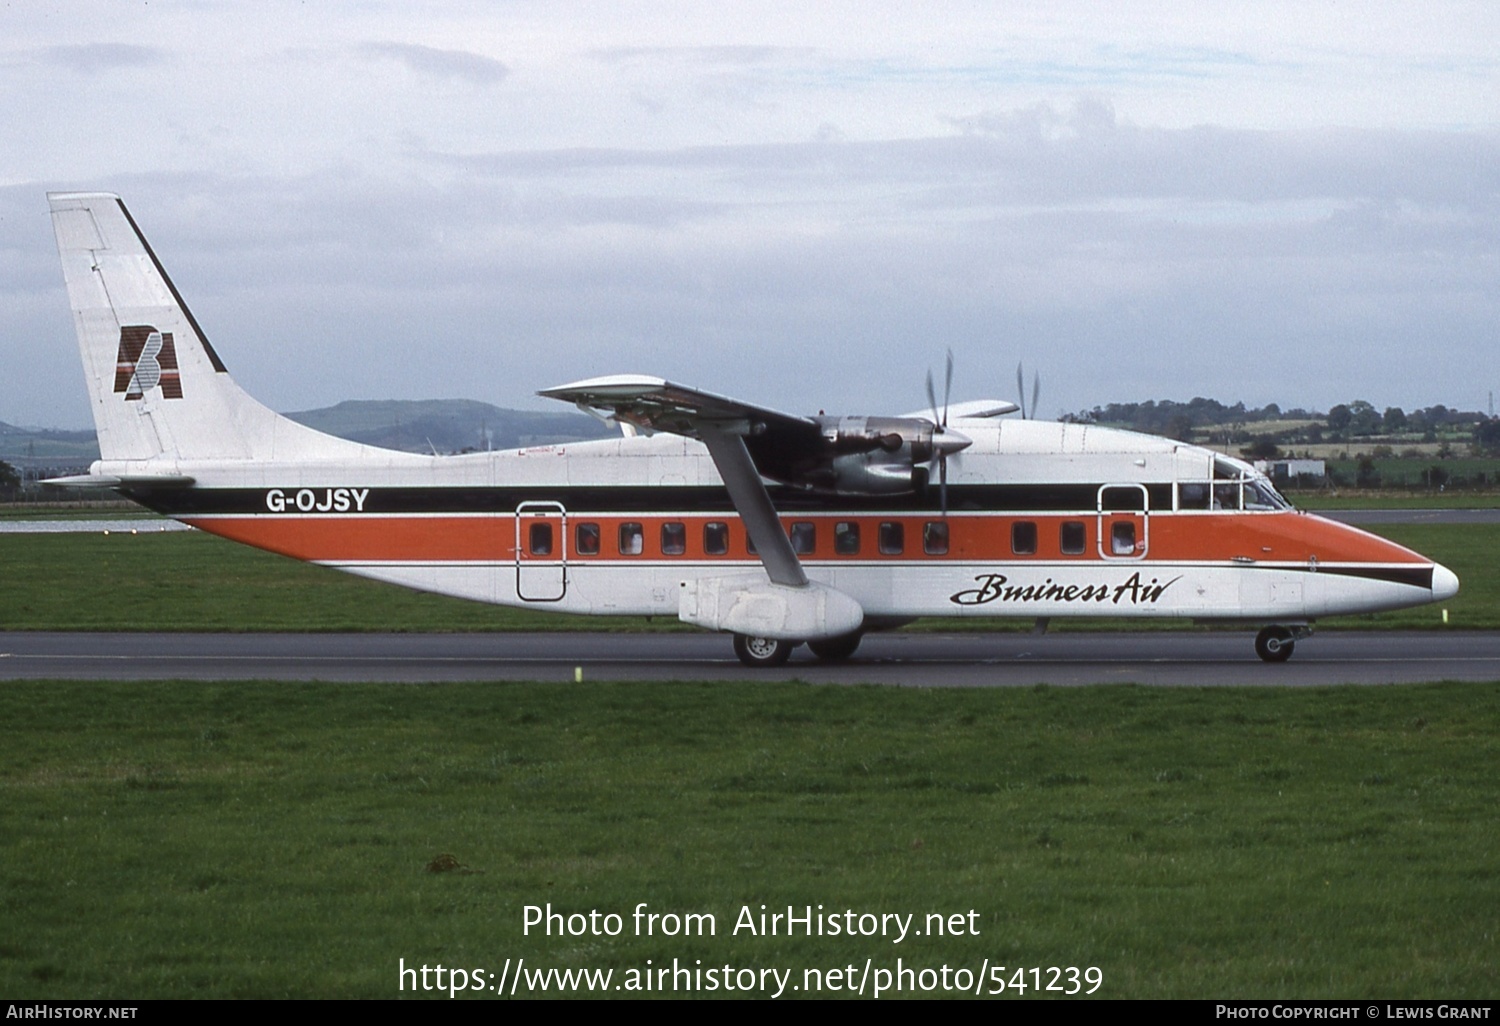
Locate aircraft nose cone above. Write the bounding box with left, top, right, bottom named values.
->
left=1432, top=562, right=1460, bottom=602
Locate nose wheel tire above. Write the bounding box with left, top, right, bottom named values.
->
left=1255, top=626, right=1295, bottom=663
left=733, top=634, right=795, bottom=667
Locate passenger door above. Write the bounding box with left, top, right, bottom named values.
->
left=1097, top=484, right=1148, bottom=560
left=515, top=501, right=567, bottom=601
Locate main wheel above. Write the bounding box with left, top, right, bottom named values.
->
left=733, top=634, right=794, bottom=668
left=1255, top=626, right=1295, bottom=663
left=808, top=632, right=862, bottom=662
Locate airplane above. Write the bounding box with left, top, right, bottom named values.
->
left=43, top=191, right=1460, bottom=666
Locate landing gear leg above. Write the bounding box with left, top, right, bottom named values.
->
left=807, top=632, right=862, bottom=662
left=1255, top=625, right=1296, bottom=663
left=733, top=634, right=795, bottom=668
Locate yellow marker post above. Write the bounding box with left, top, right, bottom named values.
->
left=574, top=666, right=583, bottom=683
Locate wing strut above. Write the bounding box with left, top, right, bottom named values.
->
left=698, top=423, right=807, bottom=588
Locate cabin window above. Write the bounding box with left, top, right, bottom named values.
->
left=1011, top=521, right=1038, bottom=555
left=835, top=521, right=861, bottom=555
left=878, top=521, right=904, bottom=555
left=1178, top=482, right=1211, bottom=510
left=1213, top=482, right=1241, bottom=511
left=575, top=522, right=601, bottom=556
left=923, top=521, right=949, bottom=555
left=704, top=521, right=729, bottom=555
left=1060, top=521, right=1086, bottom=555
left=1111, top=521, right=1137, bottom=555
left=528, top=522, right=553, bottom=556
left=619, top=522, right=644, bottom=556
left=790, top=521, right=816, bottom=554
left=661, top=522, right=686, bottom=555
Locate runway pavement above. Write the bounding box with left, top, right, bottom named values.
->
left=3, top=630, right=1497, bottom=686
left=1318, top=508, right=1500, bottom=525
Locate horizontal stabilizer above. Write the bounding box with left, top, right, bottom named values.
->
left=42, top=473, right=197, bottom=489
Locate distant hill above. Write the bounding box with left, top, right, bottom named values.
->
left=0, top=399, right=612, bottom=471
left=0, top=421, right=99, bottom=468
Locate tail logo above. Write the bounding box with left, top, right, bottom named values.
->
left=115, top=325, right=183, bottom=400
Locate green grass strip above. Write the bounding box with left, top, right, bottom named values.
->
left=2, top=679, right=1497, bottom=998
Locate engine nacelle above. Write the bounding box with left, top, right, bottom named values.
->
left=766, top=415, right=964, bottom=495
left=819, top=451, right=921, bottom=493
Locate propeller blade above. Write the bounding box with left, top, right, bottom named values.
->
left=943, top=348, right=954, bottom=427
left=939, top=451, right=948, bottom=517
left=1030, top=372, right=1041, bottom=422
left=1016, top=362, right=1027, bottom=420
left=925, top=368, right=940, bottom=429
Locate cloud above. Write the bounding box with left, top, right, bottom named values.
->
left=7, top=64, right=1497, bottom=428
left=419, top=100, right=1500, bottom=221
left=39, top=43, right=165, bottom=74
left=590, top=45, right=807, bottom=66
left=357, top=42, right=508, bottom=85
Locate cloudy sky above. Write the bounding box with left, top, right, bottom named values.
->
left=2, top=1, right=1496, bottom=429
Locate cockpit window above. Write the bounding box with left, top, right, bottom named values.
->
left=1203, top=456, right=1293, bottom=512
left=1245, top=477, right=1292, bottom=511
left=1214, top=457, right=1243, bottom=479
left=1213, top=482, right=1241, bottom=511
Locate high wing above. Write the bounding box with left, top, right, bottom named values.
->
left=539, top=374, right=822, bottom=464
left=539, top=373, right=972, bottom=497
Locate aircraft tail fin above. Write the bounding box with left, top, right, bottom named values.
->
left=48, top=192, right=375, bottom=465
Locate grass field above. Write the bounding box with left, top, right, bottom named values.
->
left=2, top=679, right=1497, bottom=999
left=0, top=522, right=1495, bottom=632
left=1291, top=492, right=1500, bottom=510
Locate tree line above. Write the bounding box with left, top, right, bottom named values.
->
left=1070, top=398, right=1500, bottom=454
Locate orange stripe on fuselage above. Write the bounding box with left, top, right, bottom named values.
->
left=1145, top=512, right=1426, bottom=565
left=184, top=516, right=514, bottom=562
left=182, top=510, right=1427, bottom=566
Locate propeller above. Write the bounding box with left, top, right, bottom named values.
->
left=1016, top=362, right=1041, bottom=420
left=925, top=349, right=966, bottom=516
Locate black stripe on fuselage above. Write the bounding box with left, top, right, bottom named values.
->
left=126, top=482, right=1176, bottom=517
left=1314, top=564, right=1434, bottom=590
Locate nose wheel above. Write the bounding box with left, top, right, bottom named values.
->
left=1255, top=625, right=1297, bottom=662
